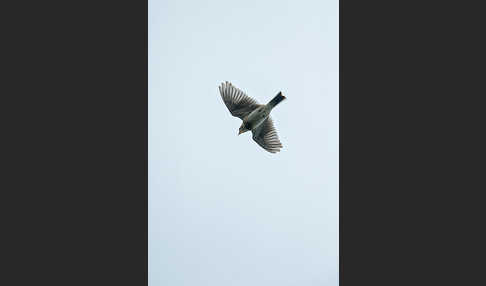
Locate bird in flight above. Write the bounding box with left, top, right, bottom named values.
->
left=219, top=81, right=286, bottom=153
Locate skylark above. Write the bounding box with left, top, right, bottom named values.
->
left=219, top=81, right=286, bottom=153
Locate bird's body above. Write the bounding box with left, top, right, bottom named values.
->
left=243, top=105, right=271, bottom=131
left=219, top=81, right=286, bottom=153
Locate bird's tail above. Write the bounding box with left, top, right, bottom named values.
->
left=267, top=92, right=286, bottom=109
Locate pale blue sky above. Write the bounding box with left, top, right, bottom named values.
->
left=149, top=0, right=338, bottom=285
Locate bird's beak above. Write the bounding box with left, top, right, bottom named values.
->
left=238, top=129, right=243, bottom=135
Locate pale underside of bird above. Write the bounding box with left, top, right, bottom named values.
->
left=219, top=81, right=286, bottom=153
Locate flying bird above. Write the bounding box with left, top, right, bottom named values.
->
left=219, top=81, right=286, bottom=153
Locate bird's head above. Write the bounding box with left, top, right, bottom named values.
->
left=238, top=124, right=249, bottom=135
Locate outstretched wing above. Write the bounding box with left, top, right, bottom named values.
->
left=252, top=117, right=283, bottom=153
left=219, top=81, right=261, bottom=119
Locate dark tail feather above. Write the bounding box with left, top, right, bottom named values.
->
left=267, top=92, right=286, bottom=108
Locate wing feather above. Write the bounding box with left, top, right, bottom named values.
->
left=219, top=81, right=261, bottom=119
left=252, top=117, right=283, bottom=153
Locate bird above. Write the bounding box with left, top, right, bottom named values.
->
left=219, top=81, right=286, bottom=153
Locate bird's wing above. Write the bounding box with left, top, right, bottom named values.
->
left=252, top=117, right=283, bottom=153
left=219, top=81, right=261, bottom=119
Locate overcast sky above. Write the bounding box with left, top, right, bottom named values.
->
left=149, top=0, right=338, bottom=285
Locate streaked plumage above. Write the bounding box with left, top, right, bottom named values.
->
left=219, top=81, right=286, bottom=153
